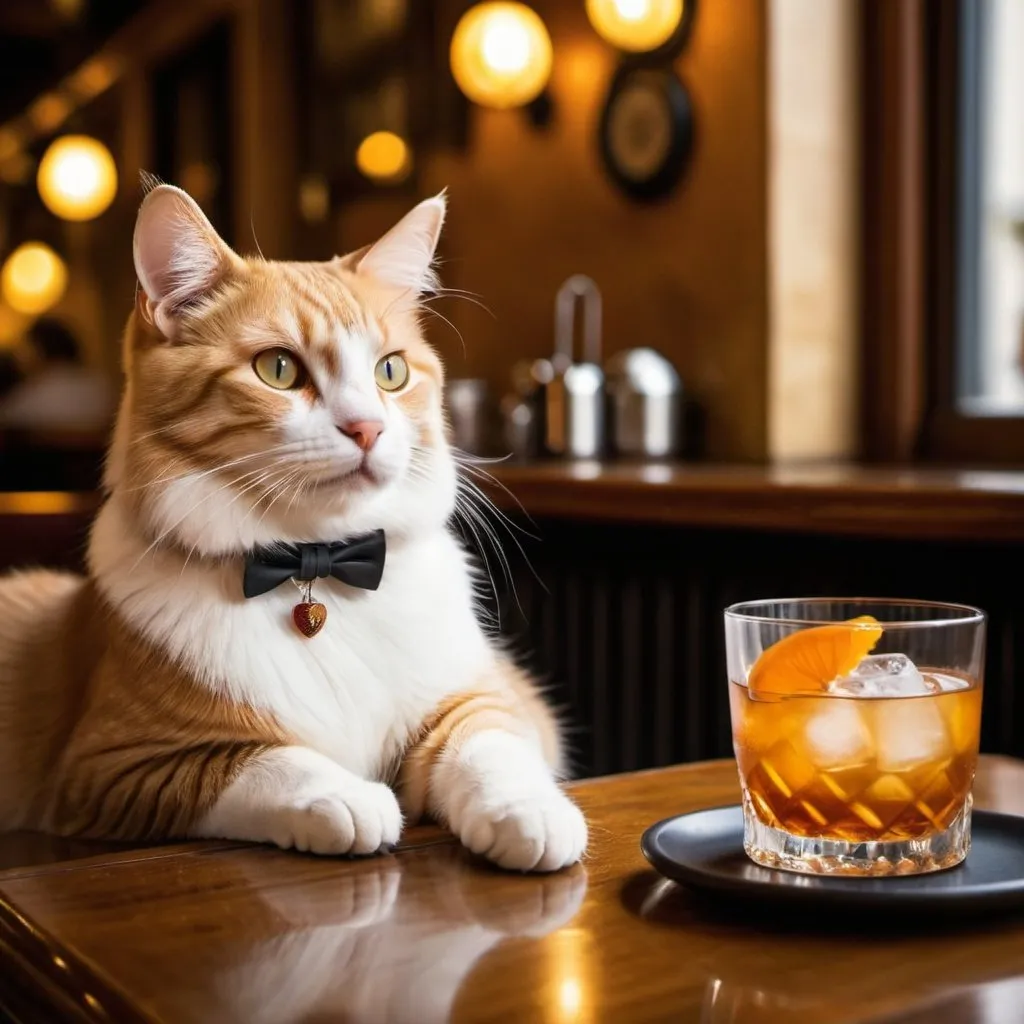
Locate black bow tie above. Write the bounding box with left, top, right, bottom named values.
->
left=242, top=530, right=386, bottom=599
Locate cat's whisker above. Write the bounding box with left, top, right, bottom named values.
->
left=122, top=441, right=310, bottom=494
left=124, top=424, right=176, bottom=447
left=128, top=463, right=280, bottom=573
left=379, top=287, right=417, bottom=323
left=285, top=468, right=315, bottom=516
left=451, top=495, right=502, bottom=628
left=250, top=466, right=310, bottom=535
left=187, top=460, right=301, bottom=573
left=458, top=491, right=518, bottom=607
left=453, top=470, right=547, bottom=617
left=458, top=474, right=540, bottom=548
left=449, top=456, right=538, bottom=538
left=422, top=288, right=496, bottom=320
left=249, top=211, right=266, bottom=262
left=406, top=447, right=534, bottom=612
left=418, top=304, right=467, bottom=358
left=451, top=461, right=538, bottom=538
left=453, top=487, right=518, bottom=600
left=177, top=465, right=290, bottom=579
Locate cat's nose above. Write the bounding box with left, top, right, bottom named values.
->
left=339, top=419, right=384, bottom=451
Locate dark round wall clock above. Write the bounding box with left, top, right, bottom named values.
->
left=598, top=63, right=694, bottom=202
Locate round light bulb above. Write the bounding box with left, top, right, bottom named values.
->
left=450, top=2, right=553, bottom=109
left=1, top=242, right=68, bottom=316
left=37, top=134, right=118, bottom=221
left=355, top=131, right=412, bottom=184
left=585, top=0, right=684, bottom=52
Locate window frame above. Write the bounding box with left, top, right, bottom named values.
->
left=860, top=0, right=1024, bottom=465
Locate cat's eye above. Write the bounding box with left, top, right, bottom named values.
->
left=374, top=353, right=409, bottom=392
left=253, top=348, right=306, bottom=390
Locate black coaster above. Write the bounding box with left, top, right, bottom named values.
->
left=641, top=805, right=1024, bottom=920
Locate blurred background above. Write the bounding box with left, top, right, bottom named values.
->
left=0, top=0, right=1022, bottom=777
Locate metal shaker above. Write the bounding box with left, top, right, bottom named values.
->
left=446, top=378, right=493, bottom=455
left=605, top=347, right=683, bottom=458
left=544, top=275, right=605, bottom=459
left=500, top=358, right=552, bottom=461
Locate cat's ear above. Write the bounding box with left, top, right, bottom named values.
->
left=349, top=191, right=446, bottom=294
left=133, top=183, right=242, bottom=338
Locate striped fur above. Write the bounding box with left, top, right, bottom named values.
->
left=0, top=184, right=587, bottom=872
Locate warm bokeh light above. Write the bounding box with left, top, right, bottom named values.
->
left=1, top=242, right=68, bottom=316
left=28, top=93, right=70, bottom=134
left=52, top=0, right=85, bottom=18
left=0, top=130, right=19, bottom=162
left=0, top=302, right=31, bottom=348
left=37, top=134, right=118, bottom=221
left=355, top=131, right=412, bottom=183
left=450, top=2, right=553, bottom=109
left=558, top=978, right=583, bottom=1018
left=0, top=150, right=34, bottom=187
left=68, top=57, right=121, bottom=102
left=299, top=175, right=330, bottom=222
left=585, top=0, right=684, bottom=52
left=546, top=928, right=592, bottom=1023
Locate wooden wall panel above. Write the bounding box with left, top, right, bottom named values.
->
left=335, top=0, right=771, bottom=462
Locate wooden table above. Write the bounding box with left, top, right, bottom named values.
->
left=3, top=756, right=1024, bottom=1023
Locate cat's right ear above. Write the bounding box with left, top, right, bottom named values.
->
left=133, top=183, right=242, bottom=339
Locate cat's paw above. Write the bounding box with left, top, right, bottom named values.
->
left=195, top=747, right=404, bottom=857
left=269, top=778, right=403, bottom=856
left=456, top=785, right=588, bottom=873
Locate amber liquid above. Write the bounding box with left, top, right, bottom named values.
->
left=730, top=679, right=983, bottom=842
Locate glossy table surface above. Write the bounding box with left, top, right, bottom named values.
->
left=3, top=756, right=1024, bottom=1023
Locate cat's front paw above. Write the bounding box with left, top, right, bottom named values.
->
left=271, top=778, right=403, bottom=856
left=456, top=785, right=588, bottom=873
left=196, top=747, right=404, bottom=857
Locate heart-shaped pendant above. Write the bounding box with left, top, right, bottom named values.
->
left=293, top=601, right=327, bottom=638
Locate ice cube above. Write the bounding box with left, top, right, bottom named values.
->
left=830, top=653, right=938, bottom=697
left=802, top=702, right=874, bottom=769
left=921, top=671, right=970, bottom=693
left=875, top=699, right=951, bottom=771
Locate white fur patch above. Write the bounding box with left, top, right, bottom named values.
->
left=90, top=496, right=493, bottom=780
left=432, top=729, right=588, bottom=872
left=194, top=745, right=403, bottom=854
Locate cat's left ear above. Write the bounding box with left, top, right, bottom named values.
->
left=345, top=191, right=446, bottom=294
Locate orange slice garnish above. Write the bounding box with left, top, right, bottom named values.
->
left=747, top=615, right=883, bottom=697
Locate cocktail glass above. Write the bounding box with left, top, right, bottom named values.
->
left=724, top=599, right=986, bottom=877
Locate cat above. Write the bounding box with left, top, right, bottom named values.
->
left=0, top=182, right=587, bottom=873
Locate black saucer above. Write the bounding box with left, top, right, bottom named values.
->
left=641, top=805, right=1024, bottom=919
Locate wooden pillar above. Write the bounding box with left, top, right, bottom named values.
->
left=766, top=0, right=862, bottom=461
left=232, top=0, right=298, bottom=260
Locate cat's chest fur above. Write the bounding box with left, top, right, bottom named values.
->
left=89, top=498, right=494, bottom=778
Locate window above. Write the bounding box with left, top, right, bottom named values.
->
left=955, top=0, right=1024, bottom=415
left=860, top=0, right=1024, bottom=464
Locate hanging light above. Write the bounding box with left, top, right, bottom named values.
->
left=1, top=242, right=68, bottom=316
left=37, top=134, right=118, bottom=222
left=585, top=0, right=684, bottom=52
left=450, top=2, right=553, bottom=109
left=355, top=131, right=412, bottom=184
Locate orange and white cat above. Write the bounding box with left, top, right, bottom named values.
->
left=0, top=183, right=587, bottom=872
